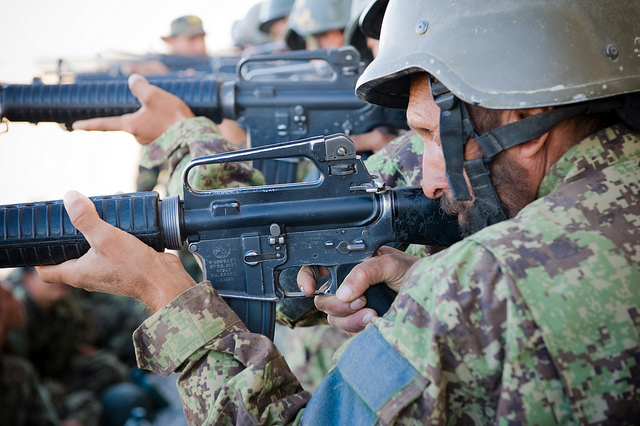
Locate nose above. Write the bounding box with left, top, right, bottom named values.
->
left=421, top=138, right=449, bottom=199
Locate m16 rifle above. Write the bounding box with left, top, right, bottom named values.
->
left=0, top=47, right=407, bottom=183
left=0, top=135, right=460, bottom=340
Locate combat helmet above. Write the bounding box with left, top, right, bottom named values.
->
left=358, top=0, right=387, bottom=40
left=357, top=0, right=640, bottom=232
left=285, top=0, right=353, bottom=50
left=232, top=2, right=273, bottom=49
left=259, top=0, right=295, bottom=34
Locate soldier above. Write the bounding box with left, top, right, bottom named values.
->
left=5, top=268, right=155, bottom=426
left=284, top=0, right=352, bottom=50
left=38, top=0, right=640, bottom=423
left=230, top=2, right=273, bottom=52
left=0, top=281, right=61, bottom=426
left=258, top=0, right=295, bottom=42
left=71, top=0, right=422, bottom=396
left=160, top=15, right=208, bottom=58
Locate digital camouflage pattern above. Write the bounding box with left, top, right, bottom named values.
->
left=140, top=116, right=265, bottom=197
left=364, top=129, right=423, bottom=189
left=133, top=124, right=640, bottom=424
left=273, top=324, right=349, bottom=393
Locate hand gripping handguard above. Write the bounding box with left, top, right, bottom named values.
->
left=0, top=47, right=408, bottom=184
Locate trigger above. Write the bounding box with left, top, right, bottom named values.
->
left=315, top=276, right=332, bottom=295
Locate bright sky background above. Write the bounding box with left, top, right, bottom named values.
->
left=0, top=0, right=261, bottom=206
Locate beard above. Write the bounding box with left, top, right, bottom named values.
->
left=439, top=152, right=535, bottom=237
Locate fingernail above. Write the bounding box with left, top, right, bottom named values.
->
left=336, top=285, right=352, bottom=302
left=63, top=190, right=81, bottom=205
left=349, top=297, right=366, bottom=311
left=361, top=312, right=374, bottom=326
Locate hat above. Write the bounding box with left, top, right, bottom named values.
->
left=162, top=15, right=206, bottom=41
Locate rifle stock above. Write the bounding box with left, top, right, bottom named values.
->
left=0, top=135, right=460, bottom=339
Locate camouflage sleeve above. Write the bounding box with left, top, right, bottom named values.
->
left=140, top=117, right=265, bottom=197
left=367, top=239, right=570, bottom=424
left=134, top=282, right=310, bottom=425
left=364, top=130, right=423, bottom=188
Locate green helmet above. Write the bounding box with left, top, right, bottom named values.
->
left=259, top=0, right=295, bottom=33
left=357, top=0, right=640, bottom=233
left=285, top=0, right=353, bottom=50
left=357, top=0, right=640, bottom=110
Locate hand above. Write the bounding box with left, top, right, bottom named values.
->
left=72, top=73, right=195, bottom=145
left=298, top=246, right=419, bottom=334
left=350, top=128, right=397, bottom=153
left=36, top=191, right=197, bottom=312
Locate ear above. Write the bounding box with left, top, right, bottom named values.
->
left=505, top=107, right=554, bottom=159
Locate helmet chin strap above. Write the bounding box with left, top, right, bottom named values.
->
left=429, top=76, right=609, bottom=235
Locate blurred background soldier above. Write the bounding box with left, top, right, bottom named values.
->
left=161, top=15, right=207, bottom=57
left=285, top=0, right=352, bottom=50
left=5, top=268, right=161, bottom=426
left=0, top=281, right=61, bottom=426
left=231, top=2, right=274, bottom=54
left=258, top=0, right=295, bottom=43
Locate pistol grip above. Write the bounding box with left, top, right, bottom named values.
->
left=363, top=283, right=397, bottom=316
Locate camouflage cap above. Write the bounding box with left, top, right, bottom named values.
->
left=162, top=15, right=206, bottom=41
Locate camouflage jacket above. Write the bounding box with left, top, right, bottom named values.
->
left=135, top=123, right=640, bottom=424
left=364, top=129, right=423, bottom=189
left=140, top=116, right=265, bottom=197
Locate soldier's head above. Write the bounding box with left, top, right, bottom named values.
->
left=161, top=15, right=207, bottom=57
left=232, top=2, right=274, bottom=50
left=285, top=0, right=353, bottom=50
left=259, top=0, right=295, bottom=42
left=357, top=0, right=640, bottom=235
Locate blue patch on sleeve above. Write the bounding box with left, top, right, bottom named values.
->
left=302, top=325, right=420, bottom=425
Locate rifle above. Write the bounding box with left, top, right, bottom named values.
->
left=0, top=46, right=408, bottom=184
left=0, top=135, right=460, bottom=340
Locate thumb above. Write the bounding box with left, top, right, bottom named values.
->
left=128, top=73, right=153, bottom=102
left=63, top=190, right=110, bottom=248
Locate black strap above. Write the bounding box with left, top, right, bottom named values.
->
left=464, top=158, right=508, bottom=233
left=440, top=103, right=472, bottom=200
left=475, top=104, right=590, bottom=160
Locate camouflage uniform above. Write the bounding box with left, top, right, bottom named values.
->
left=139, top=116, right=265, bottom=197
left=132, top=124, right=640, bottom=424
left=7, top=285, right=126, bottom=425
left=364, top=129, right=423, bottom=189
